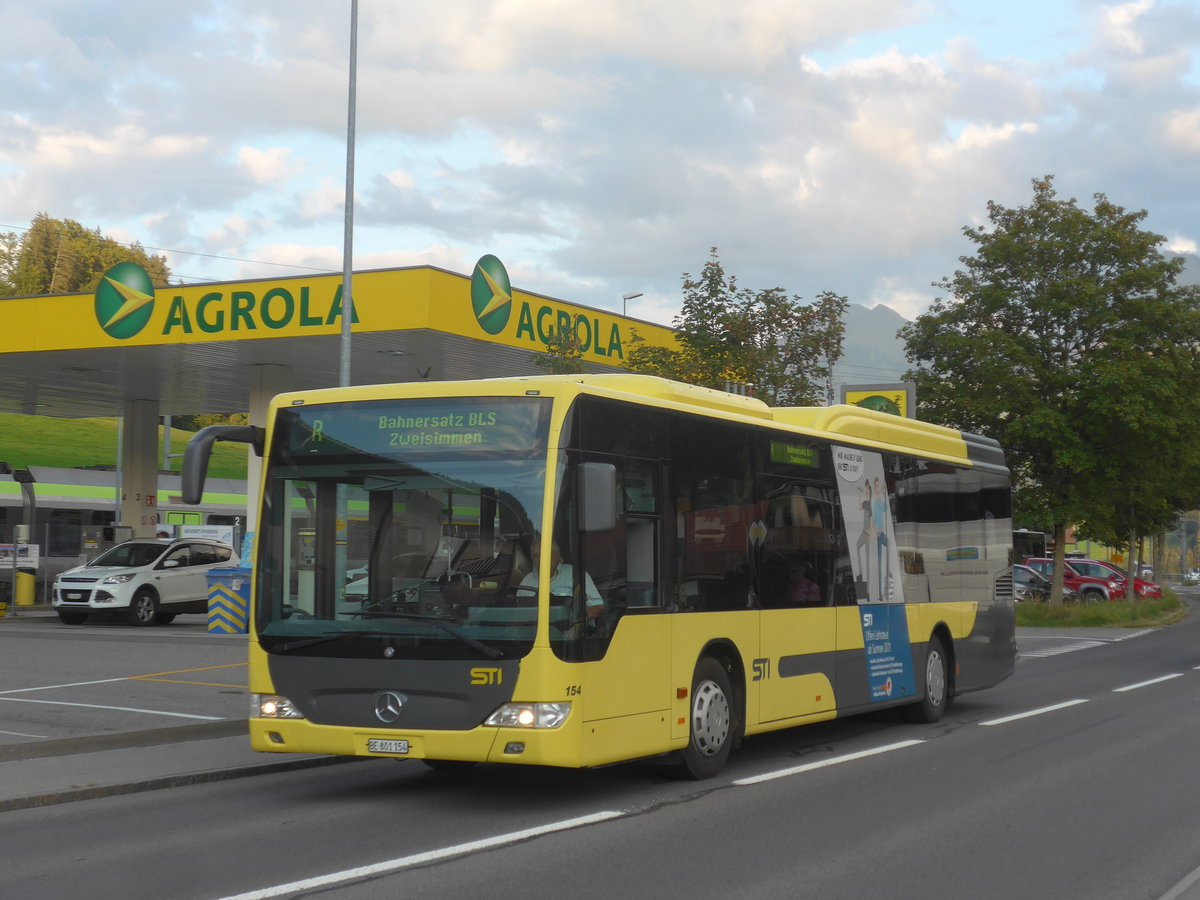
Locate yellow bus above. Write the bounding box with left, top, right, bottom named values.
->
left=183, top=374, right=1015, bottom=778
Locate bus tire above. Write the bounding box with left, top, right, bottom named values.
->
left=128, top=589, right=159, bottom=627
left=903, top=634, right=948, bottom=724
left=681, top=657, right=734, bottom=779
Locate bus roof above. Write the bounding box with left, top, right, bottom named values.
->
left=271, top=373, right=1004, bottom=471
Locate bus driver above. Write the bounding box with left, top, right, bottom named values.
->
left=519, top=540, right=604, bottom=623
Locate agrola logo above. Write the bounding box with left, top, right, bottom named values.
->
left=470, top=254, right=513, bottom=336
left=94, top=262, right=156, bottom=339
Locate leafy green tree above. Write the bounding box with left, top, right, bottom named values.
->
left=901, top=176, right=1200, bottom=602
left=0, top=230, right=20, bottom=296
left=626, top=248, right=847, bottom=405
left=531, top=323, right=588, bottom=374
left=3, top=213, right=170, bottom=296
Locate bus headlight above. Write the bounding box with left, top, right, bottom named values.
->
left=484, top=702, right=570, bottom=729
left=253, top=693, right=305, bottom=719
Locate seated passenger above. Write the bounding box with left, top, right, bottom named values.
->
left=787, top=561, right=822, bottom=605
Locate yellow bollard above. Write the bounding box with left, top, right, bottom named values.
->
left=15, top=570, right=35, bottom=606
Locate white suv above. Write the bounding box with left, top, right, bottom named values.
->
left=53, top=539, right=238, bottom=626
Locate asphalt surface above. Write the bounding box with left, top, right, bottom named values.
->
left=0, top=602, right=1168, bottom=814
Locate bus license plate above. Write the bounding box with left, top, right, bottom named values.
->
left=368, top=739, right=409, bottom=754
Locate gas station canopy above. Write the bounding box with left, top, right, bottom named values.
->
left=0, top=262, right=677, bottom=418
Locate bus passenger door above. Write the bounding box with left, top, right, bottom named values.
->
left=755, top=488, right=840, bottom=723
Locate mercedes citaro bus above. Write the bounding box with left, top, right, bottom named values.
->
left=183, top=374, right=1015, bottom=778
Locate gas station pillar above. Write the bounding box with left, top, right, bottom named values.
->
left=246, top=364, right=292, bottom=535
left=119, top=399, right=161, bottom=537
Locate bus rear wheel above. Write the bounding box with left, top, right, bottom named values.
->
left=681, top=657, right=734, bottom=779
left=903, top=635, right=948, bottom=724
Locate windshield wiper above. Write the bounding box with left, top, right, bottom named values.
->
left=348, top=610, right=503, bottom=660
left=270, top=630, right=394, bottom=653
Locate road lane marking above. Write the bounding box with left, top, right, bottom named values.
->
left=1158, top=860, right=1200, bottom=900
left=0, top=697, right=223, bottom=720
left=0, top=728, right=47, bottom=738
left=979, top=699, right=1089, bottom=726
left=1018, top=639, right=1105, bottom=658
left=1113, top=673, right=1183, bottom=692
left=214, top=811, right=624, bottom=900
left=733, top=739, right=925, bottom=786
left=0, top=678, right=128, bottom=694
left=0, top=664, right=246, bottom=695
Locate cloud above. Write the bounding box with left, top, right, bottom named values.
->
left=0, top=0, right=1197, bottom=331
left=236, top=146, right=300, bottom=184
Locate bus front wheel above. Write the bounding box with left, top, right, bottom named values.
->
left=681, top=657, right=734, bottom=779
left=903, top=635, right=949, bottom=724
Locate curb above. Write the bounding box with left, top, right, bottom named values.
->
left=0, top=754, right=366, bottom=813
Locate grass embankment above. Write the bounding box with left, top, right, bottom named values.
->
left=1015, top=588, right=1187, bottom=628
left=0, top=414, right=248, bottom=479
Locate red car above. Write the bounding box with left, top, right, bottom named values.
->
left=1067, top=558, right=1163, bottom=599
left=1022, top=558, right=1120, bottom=603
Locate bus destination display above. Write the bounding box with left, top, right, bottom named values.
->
left=277, top=397, right=551, bottom=459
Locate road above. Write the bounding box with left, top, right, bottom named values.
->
left=3, top=595, right=1200, bottom=900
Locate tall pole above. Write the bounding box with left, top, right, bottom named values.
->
left=339, top=0, right=358, bottom=388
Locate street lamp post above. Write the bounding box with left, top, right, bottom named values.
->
left=622, top=292, right=643, bottom=317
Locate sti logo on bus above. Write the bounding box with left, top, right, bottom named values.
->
left=471, top=255, right=513, bottom=335
left=95, top=262, right=156, bottom=339
left=470, top=667, right=503, bottom=685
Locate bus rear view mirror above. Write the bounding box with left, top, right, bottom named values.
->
left=578, top=462, right=617, bottom=532
left=182, top=425, right=264, bottom=505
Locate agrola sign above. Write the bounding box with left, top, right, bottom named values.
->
left=470, top=254, right=625, bottom=360
left=92, top=257, right=629, bottom=361
left=93, top=262, right=357, bottom=340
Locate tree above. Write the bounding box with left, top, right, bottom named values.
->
left=531, top=323, right=588, bottom=375
left=901, top=176, right=1200, bottom=602
left=2, top=213, right=171, bottom=297
left=626, top=248, right=848, bottom=406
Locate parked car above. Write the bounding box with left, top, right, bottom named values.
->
left=1013, top=564, right=1077, bottom=603
left=1069, top=559, right=1163, bottom=599
left=52, top=538, right=237, bottom=626
left=1023, top=557, right=1120, bottom=603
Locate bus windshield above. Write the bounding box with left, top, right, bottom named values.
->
left=256, top=396, right=552, bottom=659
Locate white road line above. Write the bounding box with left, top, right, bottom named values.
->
left=1158, top=860, right=1200, bottom=900
left=979, top=699, right=1089, bottom=726
left=0, top=678, right=128, bottom=695
left=0, top=728, right=47, bottom=738
left=1019, top=640, right=1106, bottom=658
left=214, top=811, right=624, bottom=900
left=0, top=696, right=222, bottom=720
left=733, top=739, right=925, bottom=786
left=1113, top=673, right=1183, bottom=693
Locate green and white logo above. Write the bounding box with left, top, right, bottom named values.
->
left=470, top=254, right=513, bottom=335
left=95, top=262, right=155, bottom=339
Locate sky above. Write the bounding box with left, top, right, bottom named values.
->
left=3, top=0, right=1199, bottom=345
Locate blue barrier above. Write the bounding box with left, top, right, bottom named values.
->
left=206, top=566, right=252, bottom=634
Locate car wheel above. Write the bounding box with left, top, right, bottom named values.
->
left=57, top=612, right=88, bottom=625
left=1081, top=588, right=1104, bottom=605
left=154, top=612, right=177, bottom=625
left=128, top=589, right=159, bottom=626
left=680, top=657, right=735, bottom=779
left=902, top=634, right=949, bottom=724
